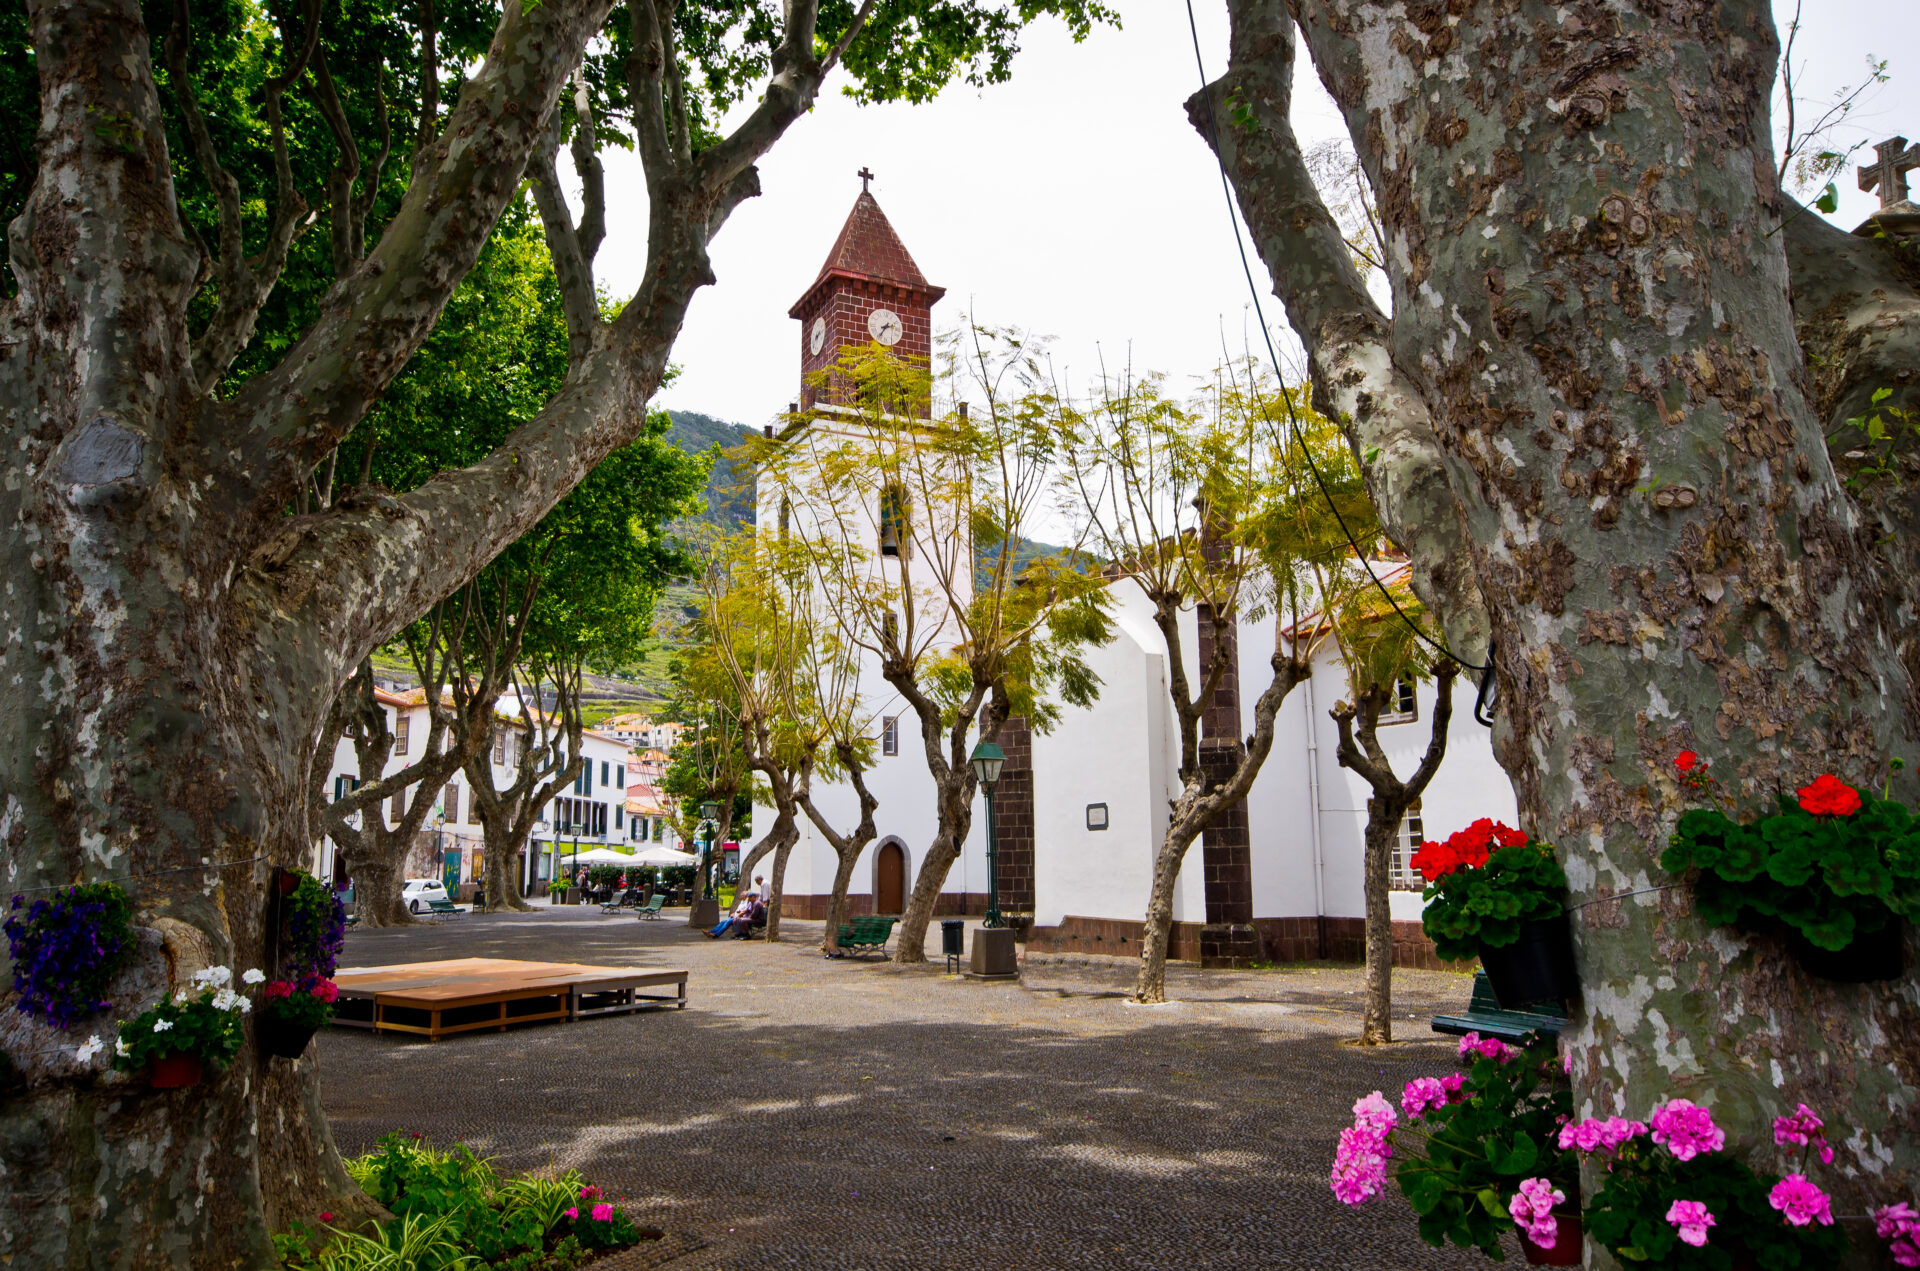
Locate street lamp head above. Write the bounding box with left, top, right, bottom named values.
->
left=969, top=740, right=1005, bottom=787
left=699, top=800, right=721, bottom=822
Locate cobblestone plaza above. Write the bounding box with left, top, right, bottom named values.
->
left=321, top=909, right=1503, bottom=1270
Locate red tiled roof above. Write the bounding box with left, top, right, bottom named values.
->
left=789, top=191, right=945, bottom=318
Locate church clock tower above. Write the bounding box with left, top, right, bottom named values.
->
left=788, top=170, right=945, bottom=417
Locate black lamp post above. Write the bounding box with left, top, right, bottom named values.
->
left=969, top=741, right=1006, bottom=929
left=698, top=800, right=721, bottom=900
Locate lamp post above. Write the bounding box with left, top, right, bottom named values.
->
left=698, top=800, right=721, bottom=900
left=969, top=741, right=1006, bottom=929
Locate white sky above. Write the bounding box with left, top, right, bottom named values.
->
left=580, top=0, right=1920, bottom=429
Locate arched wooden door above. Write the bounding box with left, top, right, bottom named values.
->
left=875, top=840, right=906, bottom=915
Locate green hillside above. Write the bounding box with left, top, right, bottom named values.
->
left=665, top=410, right=757, bottom=528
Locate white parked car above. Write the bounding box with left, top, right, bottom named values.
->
left=402, top=878, right=450, bottom=914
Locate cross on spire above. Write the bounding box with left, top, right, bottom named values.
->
left=1858, top=136, right=1920, bottom=209
left=858, top=166, right=875, bottom=194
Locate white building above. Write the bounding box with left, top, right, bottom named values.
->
left=316, top=690, right=640, bottom=898
left=751, top=185, right=1518, bottom=966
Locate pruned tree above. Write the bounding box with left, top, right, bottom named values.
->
left=1, top=0, right=1113, bottom=1250
left=757, top=328, right=1110, bottom=963
left=1194, top=0, right=1919, bottom=1211
left=1056, top=363, right=1326, bottom=1004
left=464, top=653, right=589, bottom=911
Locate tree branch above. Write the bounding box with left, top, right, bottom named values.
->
left=1188, top=0, right=1491, bottom=667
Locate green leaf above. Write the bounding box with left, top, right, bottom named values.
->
left=1815, top=182, right=1840, bottom=213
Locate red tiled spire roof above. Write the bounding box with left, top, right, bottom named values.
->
left=789, top=191, right=945, bottom=318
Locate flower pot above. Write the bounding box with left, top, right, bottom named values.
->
left=1522, top=1213, right=1582, bottom=1266
left=257, top=1012, right=321, bottom=1059
left=149, top=1053, right=204, bottom=1089
left=1790, top=919, right=1907, bottom=983
left=276, top=872, right=300, bottom=895
left=1479, top=915, right=1578, bottom=1008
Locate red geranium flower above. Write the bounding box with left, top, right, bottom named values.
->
left=1410, top=819, right=1528, bottom=882
left=1675, top=750, right=1699, bottom=773
left=1796, top=774, right=1861, bottom=818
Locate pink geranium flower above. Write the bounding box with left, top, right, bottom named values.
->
left=1874, top=1202, right=1920, bottom=1268
left=563, top=1206, right=579, bottom=1220
left=1401, top=1077, right=1448, bottom=1120
left=1456, top=1031, right=1516, bottom=1064
left=1330, top=1124, right=1391, bottom=1205
left=1769, top=1174, right=1834, bottom=1227
left=1351, top=1091, right=1398, bottom=1134
left=1667, top=1199, right=1716, bottom=1247
left=1507, top=1177, right=1566, bottom=1249
left=1650, top=1099, right=1725, bottom=1161
left=1773, top=1103, right=1835, bottom=1165
left=1438, top=1072, right=1466, bottom=1103
left=1557, top=1115, right=1647, bottom=1154
left=591, top=1202, right=614, bottom=1222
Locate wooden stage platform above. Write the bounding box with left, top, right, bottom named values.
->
left=332, top=958, right=688, bottom=1041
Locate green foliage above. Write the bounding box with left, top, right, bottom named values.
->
left=282, top=1133, right=653, bottom=1271
left=1396, top=1041, right=1576, bottom=1259
left=113, top=980, right=247, bottom=1073
left=1663, top=789, right=1920, bottom=952
left=1421, top=844, right=1569, bottom=964
left=1828, top=386, right=1919, bottom=488
left=1584, top=1148, right=1848, bottom=1270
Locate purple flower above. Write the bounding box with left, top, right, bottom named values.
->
left=1649, top=1099, right=1725, bottom=1161
left=1666, top=1199, right=1716, bottom=1247
left=1769, top=1174, right=1834, bottom=1228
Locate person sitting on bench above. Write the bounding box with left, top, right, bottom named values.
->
left=707, top=895, right=755, bottom=939
left=731, top=895, right=767, bottom=939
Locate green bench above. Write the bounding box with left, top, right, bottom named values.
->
left=832, top=916, right=898, bottom=958
left=426, top=897, right=463, bottom=917
left=1431, top=970, right=1566, bottom=1044
left=635, top=894, right=667, bottom=920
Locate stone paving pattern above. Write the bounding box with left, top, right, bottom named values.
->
left=321, top=908, right=1510, bottom=1270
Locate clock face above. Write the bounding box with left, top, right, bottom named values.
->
left=809, top=317, right=826, bottom=356
left=867, top=308, right=903, bottom=347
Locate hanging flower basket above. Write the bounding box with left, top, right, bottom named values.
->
left=1521, top=1211, right=1583, bottom=1266
left=1788, top=919, right=1907, bottom=983
left=1415, top=820, right=1577, bottom=1008
left=256, top=1012, right=321, bottom=1059
left=4, top=882, right=134, bottom=1030
left=1663, top=764, right=1919, bottom=984
left=1480, top=915, right=1580, bottom=1010
left=148, top=1053, right=204, bottom=1089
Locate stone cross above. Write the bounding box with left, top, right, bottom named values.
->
left=858, top=166, right=874, bottom=194
left=1858, top=136, right=1920, bottom=209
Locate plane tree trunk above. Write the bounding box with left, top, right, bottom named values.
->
left=1, top=0, right=869, bottom=1260
left=1200, top=0, right=1918, bottom=1223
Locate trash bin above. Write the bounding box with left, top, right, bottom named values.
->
left=941, top=919, right=965, bottom=971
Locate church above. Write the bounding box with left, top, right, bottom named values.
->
left=753, top=181, right=1519, bottom=968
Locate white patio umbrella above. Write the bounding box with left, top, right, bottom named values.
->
left=567, top=847, right=650, bottom=866
left=627, top=845, right=698, bottom=867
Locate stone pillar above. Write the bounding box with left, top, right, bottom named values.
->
left=1197, top=604, right=1259, bottom=969
left=992, top=715, right=1036, bottom=922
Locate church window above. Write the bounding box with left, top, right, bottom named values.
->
left=395, top=712, right=410, bottom=754
left=879, top=483, right=910, bottom=558
left=1379, top=679, right=1418, bottom=725
left=1388, top=800, right=1425, bottom=890
left=882, top=716, right=898, bottom=756
left=443, top=782, right=460, bottom=825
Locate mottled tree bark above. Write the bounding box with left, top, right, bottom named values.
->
left=1328, top=664, right=1455, bottom=1045
left=1, top=0, right=873, bottom=1260
left=1211, top=0, right=1918, bottom=1230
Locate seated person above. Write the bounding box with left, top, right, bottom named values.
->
left=707, top=895, right=756, bottom=939
left=732, top=895, right=767, bottom=938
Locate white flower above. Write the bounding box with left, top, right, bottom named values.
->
left=192, top=965, right=233, bottom=989
left=151, top=1018, right=173, bottom=1032
left=241, top=968, right=265, bottom=985
left=173, top=990, right=191, bottom=1004
left=115, top=1038, right=131, bottom=1058
left=74, top=1035, right=103, bottom=1063
left=212, top=987, right=249, bottom=1014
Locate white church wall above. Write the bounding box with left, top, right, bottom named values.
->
left=1309, top=649, right=1518, bottom=921
left=1031, top=592, right=1175, bottom=928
